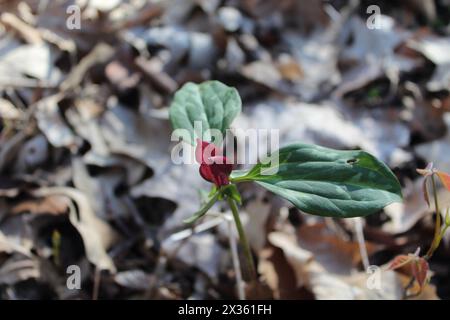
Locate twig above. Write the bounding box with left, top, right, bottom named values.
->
left=0, top=13, right=43, bottom=44
left=109, top=5, right=163, bottom=32
left=59, top=43, right=115, bottom=92
left=165, top=215, right=225, bottom=243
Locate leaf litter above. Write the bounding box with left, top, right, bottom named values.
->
left=0, top=0, right=449, bottom=299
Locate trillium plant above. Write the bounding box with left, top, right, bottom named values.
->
left=389, top=163, right=450, bottom=298
left=169, top=81, right=403, bottom=290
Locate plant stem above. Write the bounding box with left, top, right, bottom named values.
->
left=226, top=218, right=245, bottom=299
left=226, top=197, right=258, bottom=283
left=425, top=174, right=441, bottom=259
left=405, top=174, right=450, bottom=299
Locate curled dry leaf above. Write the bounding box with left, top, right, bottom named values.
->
left=383, top=179, right=450, bottom=234
left=35, top=95, right=80, bottom=149
left=266, top=222, right=387, bottom=299
left=114, top=269, right=152, bottom=291
left=162, top=233, right=223, bottom=280
left=416, top=114, right=450, bottom=174
left=0, top=98, right=22, bottom=120
left=409, top=36, right=450, bottom=92
left=11, top=195, right=69, bottom=216
left=31, top=187, right=118, bottom=272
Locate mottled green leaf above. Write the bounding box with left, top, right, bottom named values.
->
left=231, top=143, right=402, bottom=218
left=169, top=81, right=241, bottom=145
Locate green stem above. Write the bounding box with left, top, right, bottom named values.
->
left=405, top=174, right=450, bottom=298
left=425, top=174, right=441, bottom=259
left=226, top=197, right=257, bottom=282
left=183, top=191, right=220, bottom=224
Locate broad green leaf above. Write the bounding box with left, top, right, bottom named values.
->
left=169, top=81, right=241, bottom=145
left=231, top=143, right=402, bottom=218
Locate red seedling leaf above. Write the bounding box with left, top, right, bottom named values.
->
left=388, top=254, right=414, bottom=270
left=436, top=170, right=450, bottom=191
left=411, top=257, right=429, bottom=289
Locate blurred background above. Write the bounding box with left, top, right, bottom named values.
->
left=0, top=0, right=449, bottom=300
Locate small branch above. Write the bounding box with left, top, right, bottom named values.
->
left=404, top=173, right=447, bottom=299
left=166, top=215, right=224, bottom=243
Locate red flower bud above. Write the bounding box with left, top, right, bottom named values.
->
left=195, top=139, right=233, bottom=187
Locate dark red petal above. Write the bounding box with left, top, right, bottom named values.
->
left=195, top=139, right=217, bottom=164
left=198, top=156, right=233, bottom=187
left=199, top=164, right=214, bottom=183
left=208, top=156, right=233, bottom=186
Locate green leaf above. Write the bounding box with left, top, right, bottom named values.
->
left=169, top=81, right=241, bottom=145
left=183, top=191, right=220, bottom=224
left=221, top=184, right=242, bottom=204
left=231, top=143, right=402, bottom=218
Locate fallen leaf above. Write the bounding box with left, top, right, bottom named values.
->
left=436, top=170, right=450, bottom=191
left=31, top=187, right=118, bottom=272
left=411, top=257, right=429, bottom=289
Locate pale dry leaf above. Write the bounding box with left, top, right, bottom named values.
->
left=131, top=142, right=210, bottom=229
left=0, top=256, right=40, bottom=285
left=0, top=98, right=22, bottom=120
left=234, top=101, right=409, bottom=165
left=0, top=230, right=31, bottom=256
left=268, top=221, right=386, bottom=299
left=11, top=195, right=69, bottom=216
left=71, top=157, right=129, bottom=220
left=15, top=134, right=49, bottom=171
left=268, top=231, right=313, bottom=288
left=409, top=37, right=450, bottom=91
left=243, top=197, right=272, bottom=253
left=0, top=215, right=34, bottom=255
left=284, top=29, right=340, bottom=100
left=114, top=269, right=152, bottom=290
left=162, top=233, right=223, bottom=280
left=31, top=187, right=118, bottom=272
left=415, top=113, right=450, bottom=174
left=99, top=104, right=171, bottom=175
left=241, top=60, right=283, bottom=90
left=384, top=181, right=450, bottom=234
left=84, top=0, right=121, bottom=12
left=0, top=39, right=61, bottom=87
left=35, top=95, right=81, bottom=149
